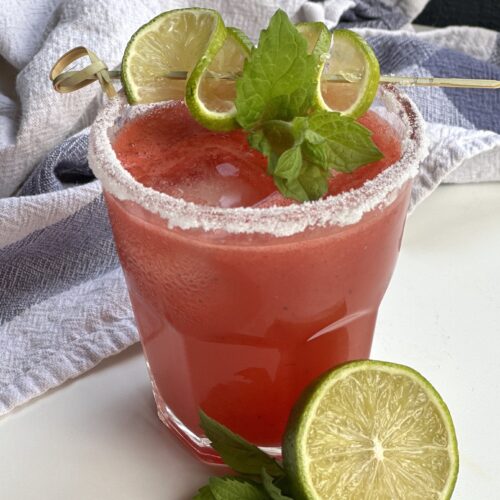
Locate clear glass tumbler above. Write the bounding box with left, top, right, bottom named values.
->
left=88, top=85, right=426, bottom=462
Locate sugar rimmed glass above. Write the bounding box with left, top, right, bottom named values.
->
left=89, top=85, right=426, bottom=462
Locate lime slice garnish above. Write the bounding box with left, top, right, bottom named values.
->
left=296, top=22, right=333, bottom=113
left=122, top=8, right=226, bottom=105
left=186, top=26, right=252, bottom=131
left=296, top=22, right=332, bottom=57
left=226, top=26, right=253, bottom=52
left=318, top=29, right=380, bottom=118
left=283, top=360, right=459, bottom=500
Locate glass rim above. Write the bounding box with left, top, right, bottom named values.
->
left=88, top=85, right=427, bottom=237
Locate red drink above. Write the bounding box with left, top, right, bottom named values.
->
left=89, top=88, right=424, bottom=460
left=110, top=105, right=406, bottom=443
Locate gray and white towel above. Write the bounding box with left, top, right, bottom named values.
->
left=1, top=0, right=499, bottom=415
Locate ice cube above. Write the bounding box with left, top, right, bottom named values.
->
left=252, top=191, right=295, bottom=208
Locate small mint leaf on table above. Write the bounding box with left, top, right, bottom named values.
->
left=192, top=484, right=216, bottom=500
left=235, top=9, right=316, bottom=129
left=199, top=410, right=284, bottom=477
left=208, top=477, right=269, bottom=500
left=261, top=469, right=293, bottom=500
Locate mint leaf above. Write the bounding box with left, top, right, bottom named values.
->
left=252, top=110, right=383, bottom=202
left=306, top=111, right=383, bottom=172
left=298, top=162, right=330, bottom=199
left=208, top=477, right=268, bottom=500
left=248, top=130, right=278, bottom=175
left=248, top=130, right=272, bottom=157
left=227, top=26, right=254, bottom=52
left=184, top=8, right=384, bottom=203
left=304, top=128, right=325, bottom=145
left=193, top=477, right=267, bottom=500
left=193, top=485, right=216, bottom=500
left=274, top=177, right=309, bottom=202
left=199, top=410, right=284, bottom=477
left=273, top=161, right=329, bottom=202
left=255, top=117, right=329, bottom=202
left=235, top=9, right=316, bottom=129
left=274, top=146, right=302, bottom=180
left=262, top=120, right=296, bottom=154
left=261, top=469, right=293, bottom=500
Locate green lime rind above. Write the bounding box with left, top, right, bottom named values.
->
left=122, top=8, right=226, bottom=105
left=185, top=27, right=252, bottom=131
left=227, top=26, right=254, bottom=52
left=296, top=22, right=332, bottom=117
left=336, top=29, right=379, bottom=118
left=321, top=29, right=380, bottom=118
left=283, top=360, right=459, bottom=500
left=121, top=10, right=169, bottom=104
left=296, top=22, right=332, bottom=59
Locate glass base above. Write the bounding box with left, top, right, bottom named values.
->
left=151, top=383, right=282, bottom=464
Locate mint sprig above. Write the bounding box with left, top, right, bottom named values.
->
left=193, top=477, right=269, bottom=500
left=199, top=410, right=284, bottom=477
left=261, top=469, right=293, bottom=500
left=193, top=485, right=216, bottom=500
left=234, top=9, right=383, bottom=202
left=235, top=10, right=317, bottom=129
left=195, top=411, right=291, bottom=500
left=209, top=477, right=268, bottom=500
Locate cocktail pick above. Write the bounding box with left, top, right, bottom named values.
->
left=163, top=70, right=500, bottom=89
left=49, top=47, right=500, bottom=97
left=50, top=47, right=120, bottom=98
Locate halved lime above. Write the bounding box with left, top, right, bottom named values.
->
left=319, top=29, right=380, bottom=118
left=283, top=360, right=459, bottom=500
left=186, top=26, right=252, bottom=131
left=121, top=8, right=226, bottom=104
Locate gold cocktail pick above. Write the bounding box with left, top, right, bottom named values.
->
left=49, top=47, right=500, bottom=97
left=378, top=75, right=500, bottom=89
left=164, top=70, right=500, bottom=89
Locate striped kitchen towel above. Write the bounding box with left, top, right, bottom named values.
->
left=1, top=0, right=500, bottom=415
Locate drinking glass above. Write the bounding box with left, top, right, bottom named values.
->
left=88, top=85, right=426, bottom=462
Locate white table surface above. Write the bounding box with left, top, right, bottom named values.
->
left=1, top=182, right=499, bottom=500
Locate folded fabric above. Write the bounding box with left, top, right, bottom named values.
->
left=1, top=0, right=499, bottom=416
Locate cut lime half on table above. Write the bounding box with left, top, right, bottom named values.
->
left=284, top=360, right=459, bottom=499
